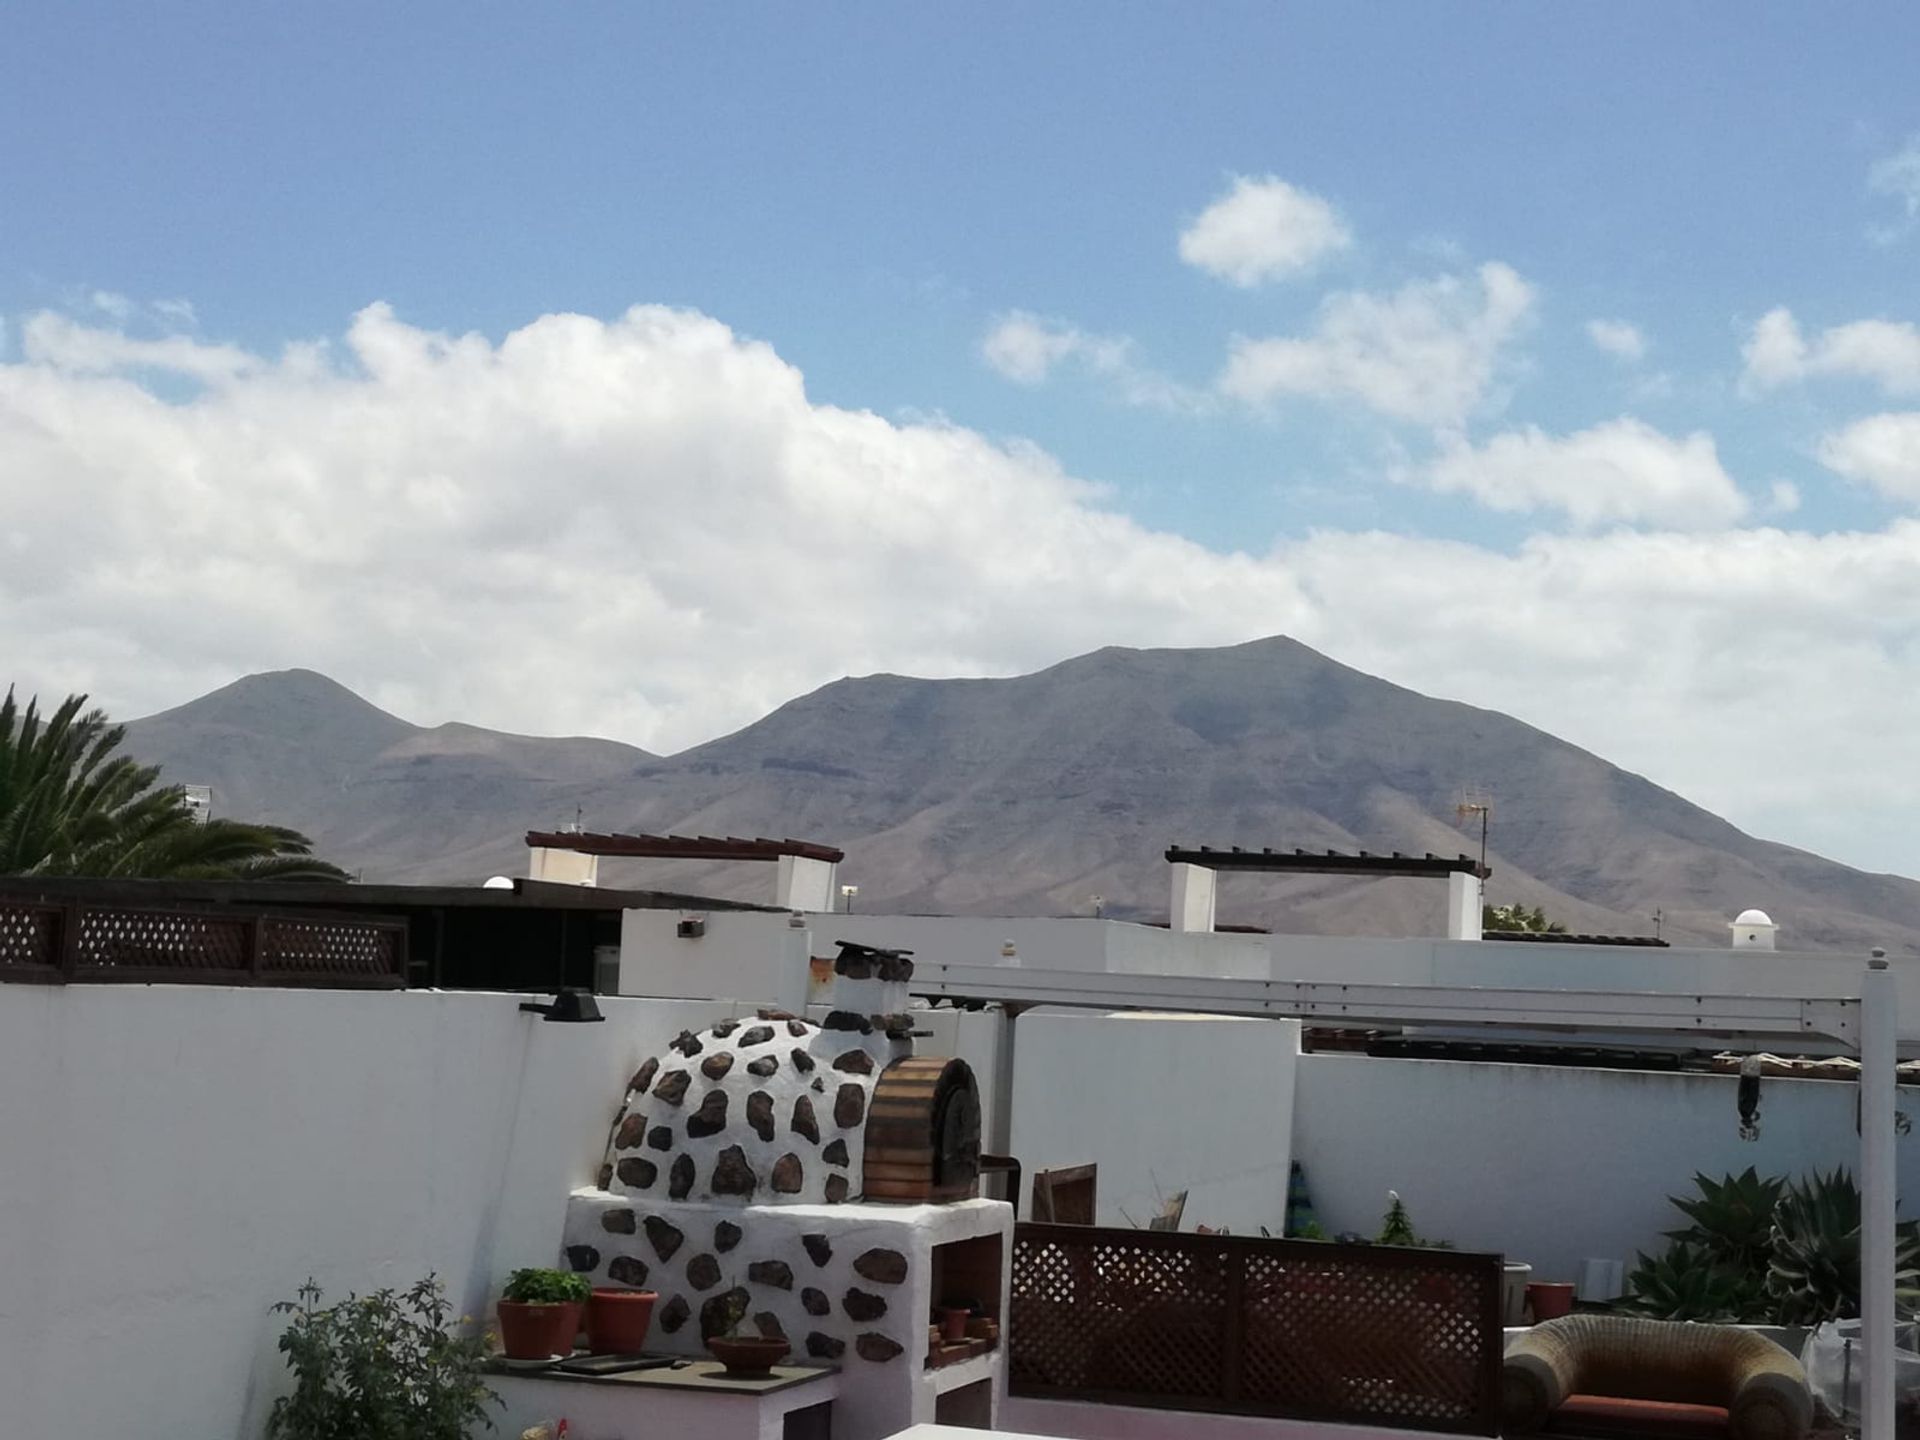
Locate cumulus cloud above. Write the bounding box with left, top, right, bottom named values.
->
left=11, top=299, right=1920, bottom=874
left=1819, top=412, right=1920, bottom=502
left=1177, top=175, right=1351, bottom=286
left=1218, top=262, right=1535, bottom=426
left=980, top=311, right=1206, bottom=412
left=1418, top=419, right=1748, bottom=530
left=1742, top=307, right=1920, bottom=394
left=1586, top=319, right=1646, bottom=363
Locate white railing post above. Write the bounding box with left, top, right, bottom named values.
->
left=1861, top=950, right=1897, bottom=1440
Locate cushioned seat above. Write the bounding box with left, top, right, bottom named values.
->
left=1504, top=1316, right=1812, bottom=1440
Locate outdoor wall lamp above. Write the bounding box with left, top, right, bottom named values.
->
left=519, top=989, right=606, bottom=1023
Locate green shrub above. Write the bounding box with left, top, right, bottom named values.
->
left=500, top=1268, right=590, bottom=1306
left=267, top=1275, right=498, bottom=1440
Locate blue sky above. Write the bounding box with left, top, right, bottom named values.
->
left=10, top=5, right=1918, bottom=543
left=6, top=5, right=1920, bottom=877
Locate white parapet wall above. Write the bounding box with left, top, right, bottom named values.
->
left=1008, top=1008, right=1301, bottom=1232
left=0, top=983, right=749, bottom=1439
left=1291, top=1051, right=1920, bottom=1282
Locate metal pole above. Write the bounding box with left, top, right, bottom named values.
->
left=1861, top=951, right=1897, bottom=1440
left=991, top=1004, right=1022, bottom=1207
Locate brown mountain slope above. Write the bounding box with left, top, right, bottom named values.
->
left=123, top=642, right=1920, bottom=952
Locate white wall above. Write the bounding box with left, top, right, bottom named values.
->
left=0, top=984, right=740, bottom=1440
left=1008, top=1009, right=1300, bottom=1233
left=619, top=908, right=812, bottom=1011
left=1291, top=1052, right=1920, bottom=1282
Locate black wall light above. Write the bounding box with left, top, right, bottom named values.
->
left=520, top=989, right=606, bottom=1023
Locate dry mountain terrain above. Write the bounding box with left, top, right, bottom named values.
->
left=122, top=639, right=1920, bottom=953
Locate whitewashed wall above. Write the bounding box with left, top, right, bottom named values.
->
left=1008, top=1008, right=1300, bottom=1233
left=1291, top=1052, right=1920, bottom=1283
left=0, top=984, right=738, bottom=1440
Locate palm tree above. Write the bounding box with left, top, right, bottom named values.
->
left=0, top=688, right=346, bottom=880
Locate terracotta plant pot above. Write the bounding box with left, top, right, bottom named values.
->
left=1525, top=1281, right=1576, bottom=1323
left=708, top=1335, right=790, bottom=1378
left=496, top=1300, right=577, bottom=1361
left=587, top=1289, right=657, bottom=1355
left=940, top=1307, right=971, bottom=1343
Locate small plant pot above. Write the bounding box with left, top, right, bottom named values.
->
left=708, top=1335, right=790, bottom=1378
left=940, top=1307, right=971, bottom=1343
left=497, top=1300, right=577, bottom=1361
left=586, top=1289, right=657, bottom=1355
left=1525, top=1282, right=1576, bottom=1323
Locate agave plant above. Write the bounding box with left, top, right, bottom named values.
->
left=1666, top=1168, right=1786, bottom=1275
left=1766, top=1167, right=1920, bottom=1326
left=1624, top=1241, right=1770, bottom=1322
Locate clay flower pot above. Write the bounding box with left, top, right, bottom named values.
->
left=496, top=1300, right=578, bottom=1361
left=707, top=1335, right=790, bottom=1378
left=1525, top=1281, right=1576, bottom=1323
left=940, top=1307, right=971, bottom=1343
left=586, top=1288, right=657, bottom=1355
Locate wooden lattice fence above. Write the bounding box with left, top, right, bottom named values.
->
left=1009, top=1222, right=1504, bottom=1434
left=0, top=899, right=406, bottom=988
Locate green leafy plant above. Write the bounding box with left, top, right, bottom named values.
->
left=1373, top=1190, right=1452, bottom=1248
left=1665, top=1167, right=1785, bottom=1275
left=1767, top=1168, right=1920, bottom=1326
left=267, top=1275, right=498, bottom=1440
left=500, top=1269, right=590, bottom=1306
left=1623, top=1241, right=1770, bottom=1322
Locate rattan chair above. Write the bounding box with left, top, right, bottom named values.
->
left=1504, top=1315, right=1812, bottom=1440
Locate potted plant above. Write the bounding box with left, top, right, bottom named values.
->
left=586, top=1285, right=658, bottom=1356
left=267, top=1274, right=500, bottom=1440
left=497, top=1268, right=590, bottom=1362
left=704, top=1287, right=790, bottom=1378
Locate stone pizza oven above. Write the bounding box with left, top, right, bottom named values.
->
left=555, top=940, right=1011, bottom=1440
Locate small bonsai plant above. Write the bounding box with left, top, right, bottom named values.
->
left=496, top=1268, right=590, bottom=1361
left=267, top=1275, right=498, bottom=1440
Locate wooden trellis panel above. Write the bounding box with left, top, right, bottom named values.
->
left=1009, top=1223, right=1503, bottom=1435
left=0, top=900, right=406, bottom=989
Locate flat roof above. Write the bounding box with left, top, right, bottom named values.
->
left=1166, top=845, right=1490, bottom=880
left=0, top=876, right=773, bottom=914
left=525, top=831, right=845, bottom=864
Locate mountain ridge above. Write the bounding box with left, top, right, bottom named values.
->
left=120, top=641, right=1920, bottom=953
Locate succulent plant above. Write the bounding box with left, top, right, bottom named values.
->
left=1624, top=1242, right=1769, bottom=1322
left=1765, top=1168, right=1920, bottom=1326
left=1665, top=1168, right=1785, bottom=1274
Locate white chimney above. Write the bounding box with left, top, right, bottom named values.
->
left=1730, top=908, right=1778, bottom=950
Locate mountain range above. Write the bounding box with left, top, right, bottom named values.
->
left=121, top=637, right=1920, bottom=953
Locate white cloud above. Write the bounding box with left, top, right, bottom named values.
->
left=1178, top=175, right=1351, bottom=286
left=11, top=299, right=1920, bottom=875
left=981, top=312, right=1086, bottom=384
left=980, top=311, right=1206, bottom=412
left=1418, top=419, right=1748, bottom=530
left=1741, top=307, right=1920, bottom=394
left=1819, top=412, right=1920, bottom=502
left=1586, top=319, right=1646, bottom=363
left=21, top=311, right=256, bottom=383
left=1869, top=135, right=1920, bottom=243
left=1218, top=261, right=1535, bottom=425
left=89, top=290, right=134, bottom=321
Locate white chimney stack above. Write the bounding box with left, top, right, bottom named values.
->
left=1730, top=908, right=1778, bottom=950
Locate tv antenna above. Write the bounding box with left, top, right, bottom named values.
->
left=1454, top=790, right=1491, bottom=878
